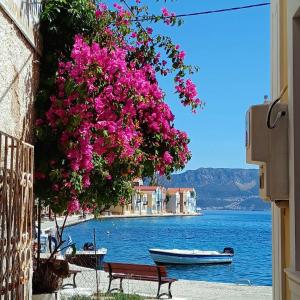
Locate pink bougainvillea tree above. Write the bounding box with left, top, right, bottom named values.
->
left=35, top=0, right=202, bottom=214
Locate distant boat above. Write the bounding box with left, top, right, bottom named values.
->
left=149, top=247, right=234, bottom=265
left=196, top=207, right=203, bottom=215
left=65, top=242, right=107, bottom=269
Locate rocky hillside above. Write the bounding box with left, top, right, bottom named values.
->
left=156, top=168, right=270, bottom=211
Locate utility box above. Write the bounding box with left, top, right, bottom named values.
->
left=246, top=103, right=289, bottom=201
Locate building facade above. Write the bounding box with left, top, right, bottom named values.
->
left=166, top=188, right=197, bottom=214
left=270, top=1, right=299, bottom=299
left=0, top=1, right=41, bottom=298
left=132, top=186, right=166, bottom=215
left=110, top=185, right=166, bottom=216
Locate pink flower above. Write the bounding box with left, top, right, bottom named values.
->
left=113, top=3, right=123, bottom=11
left=95, top=10, right=101, bottom=19
left=82, top=204, right=92, bottom=213
left=67, top=198, right=80, bottom=213
left=163, top=151, right=173, bottom=164
left=146, top=27, right=153, bottom=34
left=161, top=8, right=170, bottom=17
left=82, top=175, right=91, bottom=188
left=98, top=3, right=107, bottom=11
left=35, top=118, right=44, bottom=126
left=52, top=184, right=59, bottom=192
left=119, top=197, right=125, bottom=206
left=178, top=51, right=185, bottom=60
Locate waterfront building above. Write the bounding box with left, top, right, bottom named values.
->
left=133, top=186, right=166, bottom=215
left=165, top=189, right=180, bottom=213
left=166, top=188, right=197, bottom=214
left=131, top=188, right=148, bottom=215
left=110, top=184, right=166, bottom=216
left=132, top=177, right=144, bottom=187
left=109, top=203, right=132, bottom=215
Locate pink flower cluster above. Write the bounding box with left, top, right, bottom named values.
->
left=175, top=78, right=201, bottom=112
left=67, top=197, right=80, bottom=213
left=42, top=35, right=191, bottom=209
left=161, top=7, right=176, bottom=25
left=36, top=3, right=202, bottom=212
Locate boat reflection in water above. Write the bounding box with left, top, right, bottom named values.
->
left=149, top=247, right=234, bottom=265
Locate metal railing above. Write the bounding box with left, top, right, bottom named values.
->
left=0, top=131, right=34, bottom=300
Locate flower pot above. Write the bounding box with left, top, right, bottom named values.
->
left=32, top=259, right=69, bottom=294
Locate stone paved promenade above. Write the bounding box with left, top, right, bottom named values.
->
left=60, top=266, right=272, bottom=300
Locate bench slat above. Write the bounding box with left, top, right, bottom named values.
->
left=104, top=262, right=167, bottom=277
left=111, top=274, right=176, bottom=283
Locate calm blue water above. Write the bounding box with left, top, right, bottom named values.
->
left=64, top=210, right=272, bottom=286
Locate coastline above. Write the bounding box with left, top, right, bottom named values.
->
left=40, top=212, right=202, bottom=233
left=40, top=214, right=94, bottom=233
left=96, top=212, right=202, bottom=220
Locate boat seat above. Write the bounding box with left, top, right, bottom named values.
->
left=104, top=262, right=177, bottom=299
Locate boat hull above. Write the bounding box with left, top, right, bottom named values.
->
left=149, top=249, right=233, bottom=265
left=66, top=249, right=107, bottom=269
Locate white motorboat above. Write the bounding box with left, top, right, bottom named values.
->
left=149, top=247, right=234, bottom=265
left=65, top=242, right=107, bottom=269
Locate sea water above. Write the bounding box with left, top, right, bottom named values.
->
left=64, top=210, right=271, bottom=286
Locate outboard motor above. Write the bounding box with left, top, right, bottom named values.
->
left=223, top=247, right=234, bottom=255
left=83, top=242, right=95, bottom=251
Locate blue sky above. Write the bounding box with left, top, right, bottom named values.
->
left=118, top=0, right=270, bottom=171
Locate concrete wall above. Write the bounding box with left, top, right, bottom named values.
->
left=0, top=4, right=40, bottom=298
left=0, top=6, right=39, bottom=142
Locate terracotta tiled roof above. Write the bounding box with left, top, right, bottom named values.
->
left=134, top=186, right=160, bottom=192
left=167, top=188, right=195, bottom=194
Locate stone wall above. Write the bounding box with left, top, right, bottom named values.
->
left=0, top=6, right=39, bottom=142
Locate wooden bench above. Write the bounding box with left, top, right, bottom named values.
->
left=104, top=262, right=177, bottom=299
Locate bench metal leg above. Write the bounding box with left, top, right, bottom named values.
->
left=156, top=282, right=173, bottom=299
left=62, top=273, right=80, bottom=289
left=73, top=273, right=78, bottom=288
left=156, top=282, right=162, bottom=299
left=119, top=278, right=124, bottom=293
left=107, top=276, right=113, bottom=293
left=106, top=276, right=124, bottom=294
left=168, top=282, right=173, bottom=299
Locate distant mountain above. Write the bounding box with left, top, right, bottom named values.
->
left=155, top=168, right=270, bottom=211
